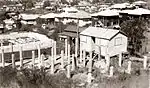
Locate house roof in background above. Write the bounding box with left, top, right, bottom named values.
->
left=121, top=8, right=150, bottom=15
left=91, top=9, right=120, bottom=17
left=21, top=14, right=40, bottom=20
left=64, top=25, right=87, bottom=33
left=40, top=13, right=58, bottom=19
left=56, top=10, right=91, bottom=19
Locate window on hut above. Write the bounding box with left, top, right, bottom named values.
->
left=92, top=37, right=96, bottom=43
left=115, top=37, right=122, bottom=46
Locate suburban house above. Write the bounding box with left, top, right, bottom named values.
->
left=120, top=8, right=150, bottom=20
left=80, top=27, right=128, bottom=57
left=20, top=14, right=39, bottom=25
left=55, top=7, right=91, bottom=27
left=91, top=9, right=120, bottom=28
left=59, top=25, right=87, bottom=53
left=40, top=13, right=57, bottom=25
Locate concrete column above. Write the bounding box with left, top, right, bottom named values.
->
left=61, top=50, right=64, bottom=69
left=127, top=61, right=132, bottom=74
left=11, top=54, right=15, bottom=68
left=1, top=48, right=4, bottom=67
left=51, top=47, right=54, bottom=74
left=143, top=56, right=147, bottom=69
left=37, top=44, right=41, bottom=65
left=32, top=51, right=35, bottom=66
left=87, top=51, right=92, bottom=84
left=109, top=66, right=114, bottom=77
left=67, top=43, right=71, bottom=78
left=119, top=53, right=122, bottom=67
left=83, top=50, right=86, bottom=67
left=72, top=54, right=75, bottom=71
left=65, top=38, right=68, bottom=59
left=19, top=45, right=23, bottom=68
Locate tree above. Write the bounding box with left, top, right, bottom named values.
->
left=21, top=0, right=34, bottom=10
left=43, top=0, right=51, bottom=8
left=120, top=18, right=148, bottom=55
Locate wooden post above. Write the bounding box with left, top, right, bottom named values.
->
left=61, top=50, right=64, bottom=69
left=87, top=51, right=92, bottom=83
left=67, top=43, right=71, bottom=78
left=65, top=38, right=68, bottom=59
left=32, top=51, right=35, bottom=66
left=72, top=54, right=75, bottom=71
left=105, top=54, right=110, bottom=68
left=109, top=66, right=114, bottom=77
left=143, top=56, right=147, bottom=69
left=9, top=43, right=13, bottom=53
left=11, top=53, right=15, bottom=68
left=37, top=44, right=41, bottom=65
left=127, top=61, right=132, bottom=74
left=41, top=54, right=45, bottom=67
left=83, top=50, right=86, bottom=67
left=80, top=46, right=82, bottom=63
left=1, top=47, right=4, bottom=67
left=75, top=38, right=78, bottom=59
left=54, top=41, right=57, bottom=63
left=50, top=47, right=54, bottom=74
left=19, top=45, right=23, bottom=68
left=119, top=53, right=122, bottom=67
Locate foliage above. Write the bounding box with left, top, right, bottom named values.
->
left=0, top=66, right=74, bottom=88
left=21, top=0, right=34, bottom=10
left=43, top=0, right=51, bottom=8
left=120, top=18, right=148, bottom=55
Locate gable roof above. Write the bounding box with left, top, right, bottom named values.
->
left=80, top=27, right=121, bottom=40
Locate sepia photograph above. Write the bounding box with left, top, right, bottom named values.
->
left=0, top=0, right=150, bottom=88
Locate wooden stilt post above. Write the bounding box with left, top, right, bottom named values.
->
left=87, top=51, right=92, bottom=83
left=54, top=41, right=57, bottom=63
left=61, top=50, right=64, bottom=69
left=19, top=45, right=23, bottom=68
left=1, top=47, right=4, bottom=67
left=67, top=43, right=71, bottom=78
left=65, top=38, right=68, bottom=59
left=109, top=66, right=114, bottom=77
left=51, top=47, right=54, bottom=74
left=37, top=43, right=41, bottom=65
left=11, top=53, right=15, bottom=68
left=41, top=54, right=45, bottom=67
left=75, top=38, right=78, bottom=60
left=72, top=54, right=75, bottom=71
left=83, top=50, right=86, bottom=67
left=119, top=53, right=122, bottom=67
left=105, top=54, right=110, bottom=68
left=143, top=56, right=147, bottom=70
left=127, top=60, right=132, bottom=74
left=0, top=42, right=3, bottom=63
left=80, top=46, right=82, bottom=63
left=32, top=51, right=35, bottom=67
left=9, top=43, right=13, bottom=53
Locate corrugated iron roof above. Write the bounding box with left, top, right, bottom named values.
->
left=80, top=27, right=120, bottom=40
